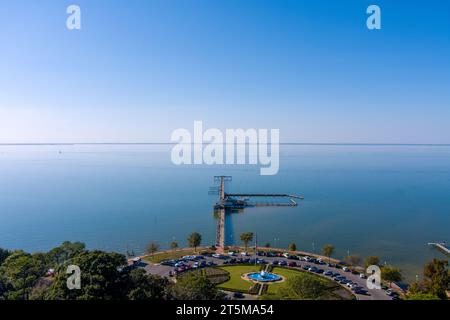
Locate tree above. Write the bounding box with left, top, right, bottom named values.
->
left=344, top=255, right=361, bottom=269
left=423, top=259, right=449, bottom=299
left=187, top=232, right=202, bottom=252
left=0, top=251, right=47, bottom=300
left=322, top=245, right=335, bottom=264
left=364, top=256, right=380, bottom=268
left=0, top=248, right=11, bottom=266
left=265, top=243, right=271, bottom=248
left=289, top=243, right=297, bottom=252
left=170, top=241, right=178, bottom=250
left=381, top=266, right=402, bottom=288
left=268, top=275, right=327, bottom=300
left=240, top=232, right=254, bottom=252
left=145, top=242, right=160, bottom=256
left=46, top=250, right=128, bottom=300
left=406, top=293, right=440, bottom=300
left=46, top=241, right=86, bottom=265
left=127, top=269, right=169, bottom=300
left=168, top=272, right=221, bottom=300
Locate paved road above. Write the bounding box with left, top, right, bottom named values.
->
left=142, top=253, right=392, bottom=300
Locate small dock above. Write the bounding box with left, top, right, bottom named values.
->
left=428, top=242, right=450, bottom=256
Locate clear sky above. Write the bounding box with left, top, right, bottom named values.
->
left=0, top=0, right=449, bottom=143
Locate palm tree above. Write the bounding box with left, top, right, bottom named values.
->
left=187, top=232, right=202, bottom=252
left=146, top=242, right=160, bottom=256
left=322, top=244, right=335, bottom=264
left=240, top=232, right=254, bottom=252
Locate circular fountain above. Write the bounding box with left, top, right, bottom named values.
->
left=246, top=270, right=282, bottom=282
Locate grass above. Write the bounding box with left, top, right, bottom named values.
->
left=266, top=267, right=331, bottom=294
left=216, top=265, right=261, bottom=292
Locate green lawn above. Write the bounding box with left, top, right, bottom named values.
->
left=216, top=265, right=261, bottom=292
left=266, top=267, right=331, bottom=294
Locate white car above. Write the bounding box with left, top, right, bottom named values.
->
left=282, top=253, right=290, bottom=258
left=359, top=273, right=367, bottom=279
left=303, top=256, right=311, bottom=262
left=342, top=267, right=349, bottom=272
left=241, top=252, right=248, bottom=256
left=212, top=253, right=221, bottom=258
left=228, top=252, right=236, bottom=256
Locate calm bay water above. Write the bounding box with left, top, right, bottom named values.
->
left=0, top=144, right=449, bottom=281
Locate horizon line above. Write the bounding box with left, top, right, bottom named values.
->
left=1, top=142, right=450, bottom=147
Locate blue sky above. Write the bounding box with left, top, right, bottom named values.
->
left=0, top=0, right=449, bottom=143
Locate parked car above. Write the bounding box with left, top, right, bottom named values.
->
left=327, top=263, right=336, bottom=268
left=359, top=273, right=367, bottom=279
left=279, top=260, right=287, bottom=266
left=233, top=292, right=244, bottom=299
left=316, top=269, right=324, bottom=274
left=354, top=289, right=370, bottom=296
left=303, top=256, right=311, bottom=262
left=288, top=261, right=297, bottom=267
left=282, top=253, right=290, bottom=258
left=241, top=252, right=248, bottom=256
left=272, top=260, right=279, bottom=265
left=303, top=265, right=311, bottom=270
left=324, top=270, right=333, bottom=276
left=342, top=267, right=350, bottom=272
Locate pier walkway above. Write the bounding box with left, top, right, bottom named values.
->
left=428, top=242, right=450, bottom=256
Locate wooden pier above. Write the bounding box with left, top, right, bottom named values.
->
left=212, top=176, right=303, bottom=252
left=428, top=242, right=450, bottom=256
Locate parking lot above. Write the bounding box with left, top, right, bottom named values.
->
left=141, top=251, right=396, bottom=300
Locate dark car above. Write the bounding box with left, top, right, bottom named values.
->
left=316, top=269, right=324, bottom=274
left=288, top=261, right=297, bottom=267
left=233, top=292, right=245, bottom=299
left=354, top=289, right=370, bottom=296
left=327, top=263, right=336, bottom=268
left=303, top=265, right=311, bottom=270
left=229, top=258, right=237, bottom=264
left=279, top=260, right=287, bottom=266
left=272, top=260, right=279, bottom=265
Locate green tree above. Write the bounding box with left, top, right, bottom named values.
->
left=265, top=243, right=271, bottom=248
left=381, top=266, right=402, bottom=288
left=364, top=256, right=380, bottom=268
left=170, top=241, right=179, bottom=250
left=423, top=259, right=449, bottom=299
left=406, top=293, right=440, bottom=300
left=322, top=245, right=335, bottom=264
left=268, top=275, right=327, bottom=300
left=47, top=241, right=86, bottom=265
left=187, top=232, right=202, bottom=252
left=289, top=243, right=297, bottom=252
left=240, top=232, right=254, bottom=252
left=0, top=248, right=11, bottom=266
left=0, top=251, right=47, bottom=300
left=168, top=272, right=220, bottom=300
left=46, top=250, right=128, bottom=300
left=145, top=242, right=160, bottom=256
left=127, top=269, right=169, bottom=300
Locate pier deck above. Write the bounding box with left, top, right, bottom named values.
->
left=428, top=242, right=450, bottom=256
